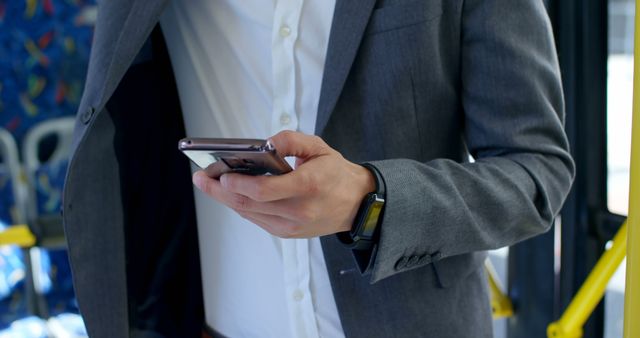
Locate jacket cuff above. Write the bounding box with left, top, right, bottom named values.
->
left=336, top=162, right=386, bottom=274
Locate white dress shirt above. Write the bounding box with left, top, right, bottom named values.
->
left=160, top=1, right=343, bottom=337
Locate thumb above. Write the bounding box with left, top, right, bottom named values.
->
left=268, top=130, right=329, bottom=160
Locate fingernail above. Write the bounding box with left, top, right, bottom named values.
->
left=193, top=173, right=204, bottom=190
left=220, top=174, right=229, bottom=189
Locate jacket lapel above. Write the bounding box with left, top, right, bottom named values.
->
left=86, top=0, right=375, bottom=137
left=79, top=0, right=169, bottom=114
left=67, top=2, right=171, bottom=335
left=315, top=0, right=377, bottom=136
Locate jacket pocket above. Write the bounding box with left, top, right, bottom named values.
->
left=366, top=0, right=443, bottom=35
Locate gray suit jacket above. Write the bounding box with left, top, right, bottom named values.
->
left=62, top=0, right=574, bottom=337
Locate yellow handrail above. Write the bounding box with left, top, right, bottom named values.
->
left=548, top=4, right=639, bottom=337
left=0, top=224, right=37, bottom=248
left=546, top=222, right=627, bottom=338
left=485, top=259, right=514, bottom=319
left=623, top=1, right=640, bottom=336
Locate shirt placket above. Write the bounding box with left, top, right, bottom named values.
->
left=273, top=1, right=320, bottom=338
left=272, top=0, right=301, bottom=134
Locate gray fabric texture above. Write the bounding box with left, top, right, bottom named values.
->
left=64, top=107, right=129, bottom=337
left=62, top=0, right=574, bottom=337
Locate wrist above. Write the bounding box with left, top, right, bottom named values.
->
left=356, top=163, right=377, bottom=196
left=341, top=164, right=377, bottom=233
left=338, top=163, right=386, bottom=250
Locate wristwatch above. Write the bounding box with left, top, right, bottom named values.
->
left=337, top=163, right=386, bottom=250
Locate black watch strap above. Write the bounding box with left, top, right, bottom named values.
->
left=362, top=163, right=386, bottom=196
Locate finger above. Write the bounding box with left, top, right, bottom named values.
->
left=268, top=130, right=329, bottom=159
left=193, top=171, right=223, bottom=199
left=238, top=212, right=283, bottom=237
left=237, top=212, right=274, bottom=233
left=238, top=211, right=303, bottom=239
left=196, top=171, right=302, bottom=216
left=220, top=170, right=318, bottom=201
left=193, top=171, right=256, bottom=210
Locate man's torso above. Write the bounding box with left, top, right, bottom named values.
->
left=160, top=1, right=342, bottom=336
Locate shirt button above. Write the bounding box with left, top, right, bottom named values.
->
left=279, top=25, right=291, bottom=37
left=280, top=113, right=291, bottom=126
left=293, top=289, right=304, bottom=302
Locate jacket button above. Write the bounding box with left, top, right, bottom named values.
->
left=81, top=107, right=95, bottom=124
left=417, top=254, right=431, bottom=265
left=394, top=256, right=409, bottom=270
left=405, top=255, right=420, bottom=268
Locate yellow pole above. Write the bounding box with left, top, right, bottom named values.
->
left=547, top=222, right=627, bottom=338
left=485, top=259, right=514, bottom=319
left=623, top=1, right=640, bottom=336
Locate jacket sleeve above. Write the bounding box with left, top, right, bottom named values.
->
left=365, top=0, right=575, bottom=283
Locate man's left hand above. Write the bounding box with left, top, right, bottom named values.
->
left=192, top=130, right=376, bottom=238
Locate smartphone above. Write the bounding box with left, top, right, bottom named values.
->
left=178, top=138, right=293, bottom=179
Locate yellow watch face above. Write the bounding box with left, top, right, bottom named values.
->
left=361, top=197, right=384, bottom=238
